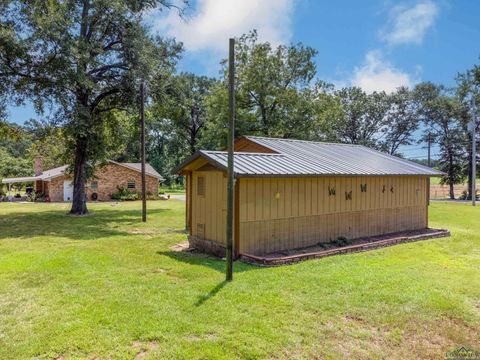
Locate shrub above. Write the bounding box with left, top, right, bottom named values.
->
left=111, top=187, right=139, bottom=201
left=146, top=192, right=157, bottom=200
left=31, top=192, right=45, bottom=202
left=332, top=236, right=351, bottom=247
left=168, top=184, right=185, bottom=191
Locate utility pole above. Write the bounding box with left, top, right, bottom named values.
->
left=140, top=82, right=147, bottom=221
left=226, top=38, right=235, bottom=281
left=472, top=95, right=477, bottom=206
left=427, top=133, right=432, bottom=168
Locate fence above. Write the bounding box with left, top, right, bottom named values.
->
left=430, top=184, right=469, bottom=200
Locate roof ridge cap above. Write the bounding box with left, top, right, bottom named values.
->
left=204, top=150, right=285, bottom=156
left=245, top=136, right=362, bottom=146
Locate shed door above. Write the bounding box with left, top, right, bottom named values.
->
left=63, top=180, right=73, bottom=202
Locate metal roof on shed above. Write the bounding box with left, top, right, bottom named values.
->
left=175, top=136, right=443, bottom=177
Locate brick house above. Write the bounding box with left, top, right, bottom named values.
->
left=2, top=160, right=163, bottom=202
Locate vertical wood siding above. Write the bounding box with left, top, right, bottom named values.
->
left=237, top=176, right=429, bottom=255
left=191, top=171, right=227, bottom=245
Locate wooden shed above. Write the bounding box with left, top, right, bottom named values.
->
left=174, top=136, right=443, bottom=258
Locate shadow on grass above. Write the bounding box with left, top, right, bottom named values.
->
left=195, top=280, right=228, bottom=306
left=158, top=250, right=256, bottom=274
left=0, top=208, right=170, bottom=241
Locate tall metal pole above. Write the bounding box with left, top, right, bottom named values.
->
left=226, top=38, right=235, bottom=281
left=140, top=82, right=147, bottom=221
left=427, top=133, right=431, bottom=168
left=472, top=96, right=477, bottom=206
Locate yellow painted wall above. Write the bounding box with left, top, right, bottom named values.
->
left=238, top=176, right=428, bottom=255
left=191, top=170, right=227, bottom=245
left=189, top=173, right=429, bottom=256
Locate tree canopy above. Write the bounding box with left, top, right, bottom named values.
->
left=203, top=31, right=319, bottom=148
left=0, top=0, right=184, bottom=213
left=1, top=6, right=479, bottom=202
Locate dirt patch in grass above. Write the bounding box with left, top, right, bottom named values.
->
left=277, top=315, right=479, bottom=360
left=344, top=315, right=366, bottom=324
left=170, top=241, right=189, bottom=252
left=150, top=268, right=166, bottom=274
left=185, top=333, right=218, bottom=342
left=332, top=316, right=478, bottom=359
left=132, top=341, right=158, bottom=360
left=128, top=229, right=156, bottom=236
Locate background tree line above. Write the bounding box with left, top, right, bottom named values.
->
left=147, top=32, right=479, bottom=200
left=1, top=16, right=479, bottom=203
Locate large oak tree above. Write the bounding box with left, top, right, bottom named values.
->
left=0, top=0, right=183, bottom=214
left=203, top=31, right=319, bottom=148
left=381, top=87, right=420, bottom=155
left=155, top=73, right=217, bottom=155
left=331, top=87, right=390, bottom=148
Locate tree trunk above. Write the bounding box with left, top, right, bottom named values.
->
left=70, top=137, right=88, bottom=215
left=467, top=134, right=473, bottom=200
left=260, top=106, right=268, bottom=136
left=468, top=154, right=473, bottom=200
left=189, top=127, right=197, bottom=155
left=449, top=153, right=455, bottom=200
left=69, top=0, right=90, bottom=216
left=449, top=181, right=455, bottom=200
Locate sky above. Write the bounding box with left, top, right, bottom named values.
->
left=6, top=0, right=480, bottom=158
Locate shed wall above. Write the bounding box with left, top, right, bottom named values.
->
left=238, top=176, right=428, bottom=255
left=191, top=170, right=228, bottom=246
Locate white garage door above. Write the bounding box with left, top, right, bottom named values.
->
left=63, top=180, right=73, bottom=202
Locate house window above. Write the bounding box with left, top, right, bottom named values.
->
left=91, top=181, right=98, bottom=191
left=197, top=176, right=205, bottom=196
left=127, top=181, right=136, bottom=190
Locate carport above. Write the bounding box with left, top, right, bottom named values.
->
left=1, top=176, right=39, bottom=200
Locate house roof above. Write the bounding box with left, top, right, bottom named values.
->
left=174, top=136, right=444, bottom=177
left=108, top=161, right=164, bottom=180
left=40, top=165, right=70, bottom=180
left=1, top=176, right=40, bottom=184
left=1, top=161, right=164, bottom=184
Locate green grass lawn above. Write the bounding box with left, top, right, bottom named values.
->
left=429, top=177, right=444, bottom=185
left=429, top=177, right=465, bottom=185
left=0, top=201, right=479, bottom=359
left=160, top=187, right=186, bottom=195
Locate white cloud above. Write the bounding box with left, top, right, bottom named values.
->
left=151, top=0, right=296, bottom=53
left=380, top=1, right=439, bottom=46
left=351, top=50, right=417, bottom=93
